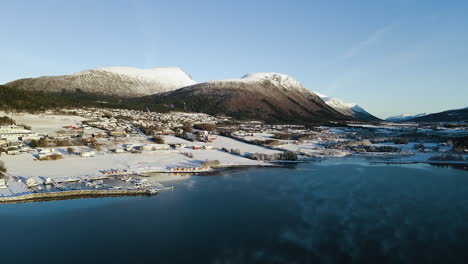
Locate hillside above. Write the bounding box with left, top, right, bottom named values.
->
left=408, top=107, right=468, bottom=122
left=4, top=67, right=196, bottom=98
left=0, top=85, right=152, bottom=112
left=139, top=73, right=351, bottom=124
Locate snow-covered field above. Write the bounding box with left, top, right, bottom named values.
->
left=0, top=112, right=87, bottom=135
left=1, top=135, right=273, bottom=183
left=1, top=150, right=191, bottom=180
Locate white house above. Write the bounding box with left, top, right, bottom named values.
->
left=80, top=151, right=96, bottom=157
left=113, top=148, right=125, bottom=153
left=0, top=179, right=6, bottom=189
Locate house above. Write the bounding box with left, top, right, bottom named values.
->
left=162, top=129, right=175, bottom=135
left=83, top=137, right=95, bottom=143
left=171, top=143, right=186, bottom=149
left=37, top=153, right=47, bottom=159
left=207, top=135, right=217, bottom=142
left=109, top=131, right=127, bottom=137
left=0, top=179, right=6, bottom=190
left=123, top=144, right=134, bottom=151
left=79, top=151, right=96, bottom=157
left=38, top=148, right=55, bottom=154
left=113, top=148, right=125, bottom=153
left=154, top=144, right=171, bottom=150
left=0, top=125, right=38, bottom=142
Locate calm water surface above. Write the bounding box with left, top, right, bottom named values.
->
left=1, top=158, right=468, bottom=264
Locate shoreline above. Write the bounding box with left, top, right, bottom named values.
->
left=2, top=155, right=466, bottom=204
left=0, top=189, right=160, bottom=204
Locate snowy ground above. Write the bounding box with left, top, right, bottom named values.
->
left=163, top=135, right=282, bottom=156
left=208, top=135, right=282, bottom=156
left=1, top=135, right=272, bottom=184
left=0, top=112, right=88, bottom=135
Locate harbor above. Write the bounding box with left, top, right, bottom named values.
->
left=0, top=171, right=176, bottom=203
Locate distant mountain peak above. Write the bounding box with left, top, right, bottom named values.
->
left=385, top=113, right=430, bottom=122
left=316, top=93, right=380, bottom=121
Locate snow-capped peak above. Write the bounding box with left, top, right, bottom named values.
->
left=317, top=93, right=360, bottom=113
left=212, top=72, right=307, bottom=90
left=316, top=92, right=378, bottom=120
left=75, top=66, right=196, bottom=87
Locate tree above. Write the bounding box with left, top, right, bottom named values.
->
left=67, top=147, right=75, bottom=155
left=280, top=151, right=298, bottom=161
left=29, top=139, right=38, bottom=148
left=201, top=160, right=221, bottom=167
left=152, top=135, right=165, bottom=144
left=0, top=116, right=15, bottom=126
left=183, top=122, right=193, bottom=133
left=0, top=160, right=6, bottom=179
left=230, top=149, right=241, bottom=155
left=193, top=123, right=216, bottom=131
left=38, top=138, right=49, bottom=148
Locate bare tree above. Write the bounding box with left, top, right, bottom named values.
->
left=0, top=160, right=6, bottom=179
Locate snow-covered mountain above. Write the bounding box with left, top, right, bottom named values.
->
left=214, top=72, right=306, bottom=90
left=316, top=93, right=381, bottom=121
left=385, top=113, right=430, bottom=122
left=4, top=67, right=196, bottom=97
left=401, top=107, right=468, bottom=122
left=146, top=72, right=350, bottom=123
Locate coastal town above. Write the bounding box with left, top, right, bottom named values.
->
left=0, top=108, right=467, bottom=202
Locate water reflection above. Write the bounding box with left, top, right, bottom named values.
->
left=0, top=160, right=467, bottom=264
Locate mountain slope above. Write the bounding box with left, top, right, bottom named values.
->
left=4, top=67, right=196, bottom=98
left=407, top=107, right=468, bottom=122
left=317, top=93, right=381, bottom=121
left=139, top=73, right=351, bottom=124
left=386, top=113, right=430, bottom=122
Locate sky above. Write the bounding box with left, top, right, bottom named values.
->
left=1, top=0, right=467, bottom=118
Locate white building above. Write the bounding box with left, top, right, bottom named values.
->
left=0, top=125, right=38, bottom=142
left=0, top=179, right=6, bottom=190
left=79, top=151, right=96, bottom=157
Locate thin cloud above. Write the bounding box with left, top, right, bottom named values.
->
left=344, top=24, right=394, bottom=59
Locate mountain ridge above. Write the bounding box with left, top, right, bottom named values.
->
left=138, top=72, right=351, bottom=124
left=4, top=66, right=196, bottom=98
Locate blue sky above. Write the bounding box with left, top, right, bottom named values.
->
left=1, top=0, right=467, bottom=118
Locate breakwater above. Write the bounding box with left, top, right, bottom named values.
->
left=0, top=189, right=158, bottom=204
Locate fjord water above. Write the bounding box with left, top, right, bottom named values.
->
left=1, top=159, right=468, bottom=264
